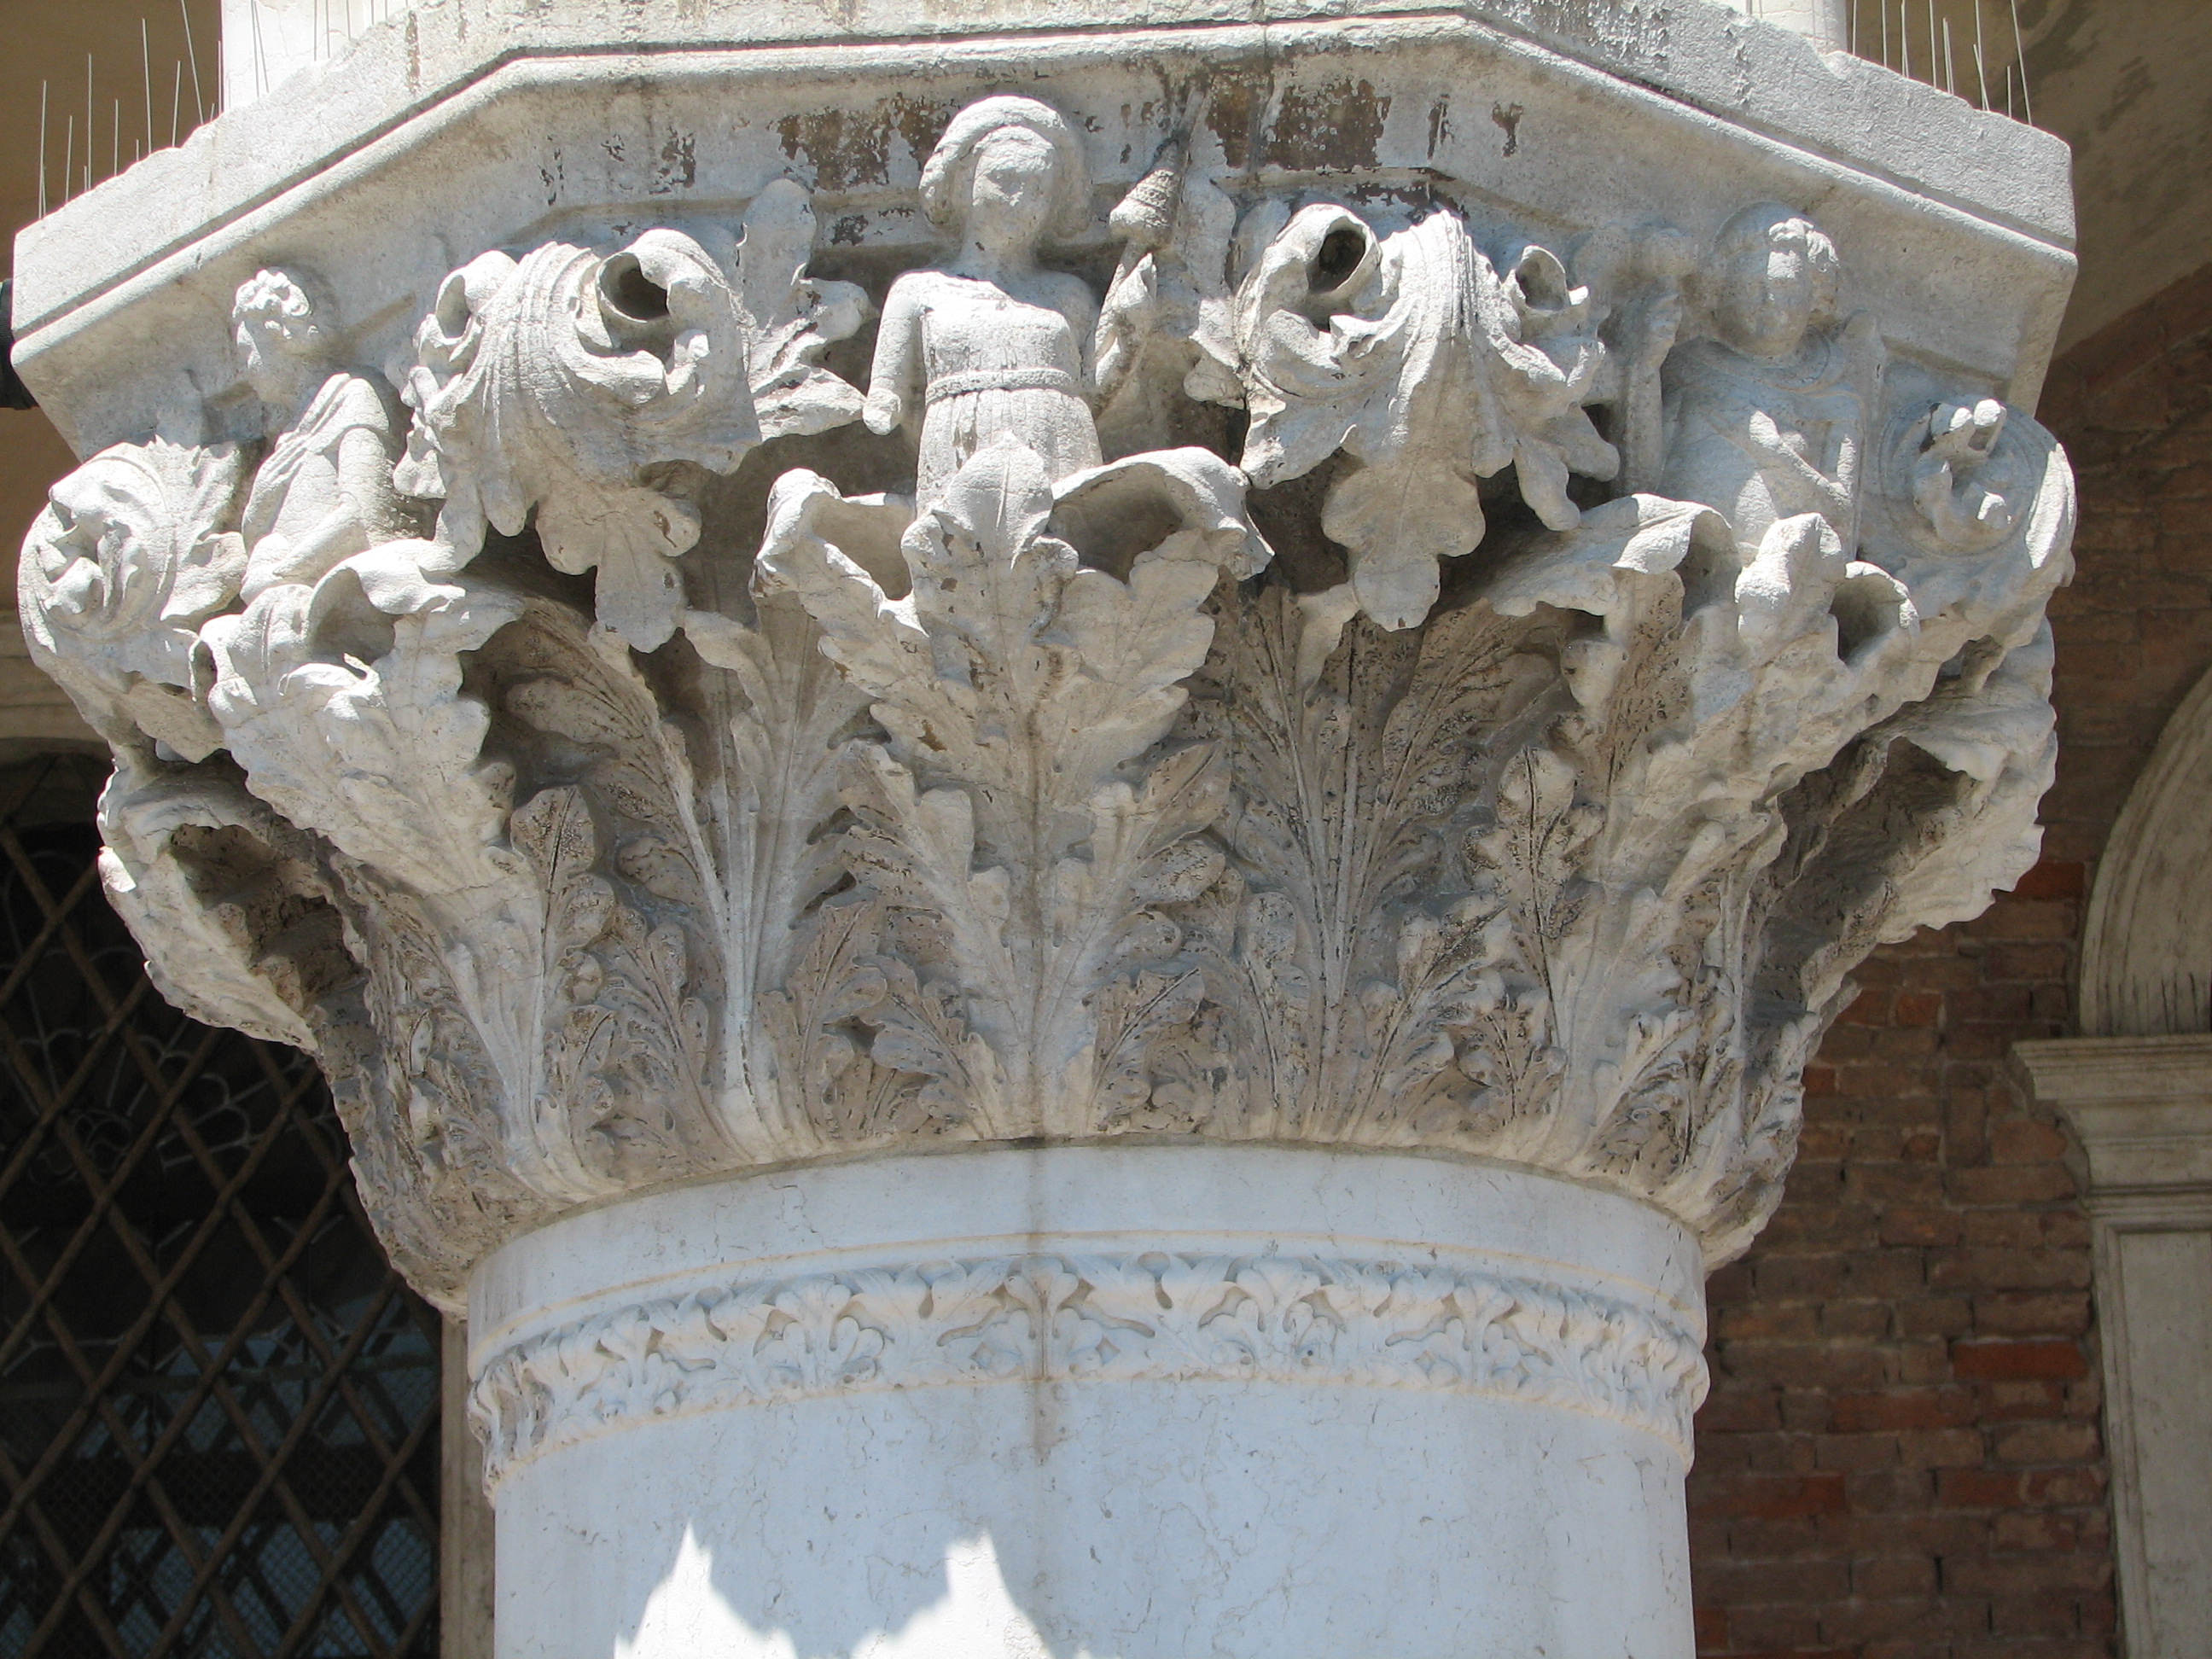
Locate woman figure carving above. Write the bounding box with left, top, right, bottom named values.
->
left=231, top=268, right=415, bottom=601
left=864, top=97, right=1116, bottom=506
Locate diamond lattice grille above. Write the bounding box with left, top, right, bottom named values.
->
left=0, top=755, right=440, bottom=1659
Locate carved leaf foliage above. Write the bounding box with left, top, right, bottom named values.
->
left=200, top=553, right=523, bottom=901
left=1232, top=206, right=1616, bottom=630
left=1185, top=582, right=1563, bottom=1138
left=759, top=435, right=1259, bottom=1135
left=333, top=856, right=544, bottom=1305
left=682, top=592, right=876, bottom=1150
left=493, top=601, right=717, bottom=928
left=1469, top=748, right=1601, bottom=1009
left=96, top=755, right=332, bottom=1051
left=17, top=149, right=2075, bottom=1301
left=513, top=785, right=715, bottom=1184
left=754, top=896, right=911, bottom=1146
left=397, top=229, right=762, bottom=647
left=19, top=438, right=251, bottom=757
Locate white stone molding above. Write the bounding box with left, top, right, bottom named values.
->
left=2079, top=664, right=2212, bottom=1036
left=470, top=1238, right=1708, bottom=1488
left=1717, top=0, right=1849, bottom=51
left=469, top=1143, right=1712, bottom=1656
left=2014, top=1036, right=2212, bottom=1659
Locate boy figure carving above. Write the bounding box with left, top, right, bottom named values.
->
left=230, top=268, right=416, bottom=601
left=1662, top=202, right=1883, bottom=556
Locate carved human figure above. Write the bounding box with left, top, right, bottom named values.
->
left=864, top=97, right=1118, bottom=506
left=1910, top=395, right=2016, bottom=545
left=1662, top=204, right=1883, bottom=553
left=231, top=268, right=415, bottom=601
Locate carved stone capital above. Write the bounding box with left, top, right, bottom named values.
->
left=20, top=30, right=2074, bottom=1307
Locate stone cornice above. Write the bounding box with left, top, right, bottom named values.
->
left=2014, top=1035, right=2212, bottom=1205
left=13, top=14, right=2073, bottom=464
left=12, top=2, right=2069, bottom=354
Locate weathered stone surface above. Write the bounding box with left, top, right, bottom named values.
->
left=470, top=1144, right=1709, bottom=1658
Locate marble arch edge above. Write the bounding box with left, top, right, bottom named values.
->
left=13, top=5, right=2075, bottom=1654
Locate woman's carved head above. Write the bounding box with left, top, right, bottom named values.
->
left=919, top=96, right=1091, bottom=247
left=1707, top=203, right=1842, bottom=360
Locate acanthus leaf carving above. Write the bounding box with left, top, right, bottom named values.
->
left=20, top=438, right=249, bottom=760
left=754, top=437, right=1264, bottom=1138
left=1229, top=205, right=1620, bottom=631
left=96, top=754, right=337, bottom=1051
left=395, top=192, right=870, bottom=651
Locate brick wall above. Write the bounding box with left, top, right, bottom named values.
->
left=1688, top=263, right=2212, bottom=1658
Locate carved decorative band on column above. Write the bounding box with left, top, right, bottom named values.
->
left=469, top=1243, right=1709, bottom=1487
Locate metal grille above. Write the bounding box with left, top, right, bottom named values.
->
left=0, top=754, right=440, bottom=1659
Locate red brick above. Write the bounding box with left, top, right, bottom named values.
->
left=1715, top=1473, right=1851, bottom=1520
left=1943, top=1553, right=2109, bottom=1596
left=2006, top=859, right=2086, bottom=900
left=1895, top=1428, right=1986, bottom=1468
left=1815, top=1433, right=1901, bottom=1472
left=1891, top=991, right=1943, bottom=1026
left=1992, top=1511, right=2086, bottom=1552
left=1992, top=1422, right=2101, bottom=1464
left=1852, top=1556, right=1937, bottom=1598
left=1947, top=1163, right=2080, bottom=1204
left=1935, top=1468, right=2023, bottom=1509
left=1952, top=1340, right=2091, bottom=1382
left=1725, top=1605, right=1826, bottom=1650
left=1826, top=1388, right=1976, bottom=1432
left=1988, top=1117, right=2073, bottom=1163
left=1927, top=1249, right=2093, bottom=1292
left=1973, top=1292, right=2093, bottom=1337
left=1880, top=1209, right=1965, bottom=1248
left=2021, top=1467, right=2107, bottom=1506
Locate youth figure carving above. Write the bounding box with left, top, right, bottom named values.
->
left=1662, top=203, right=1884, bottom=556
left=230, top=269, right=420, bottom=602
left=864, top=97, right=1107, bottom=507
